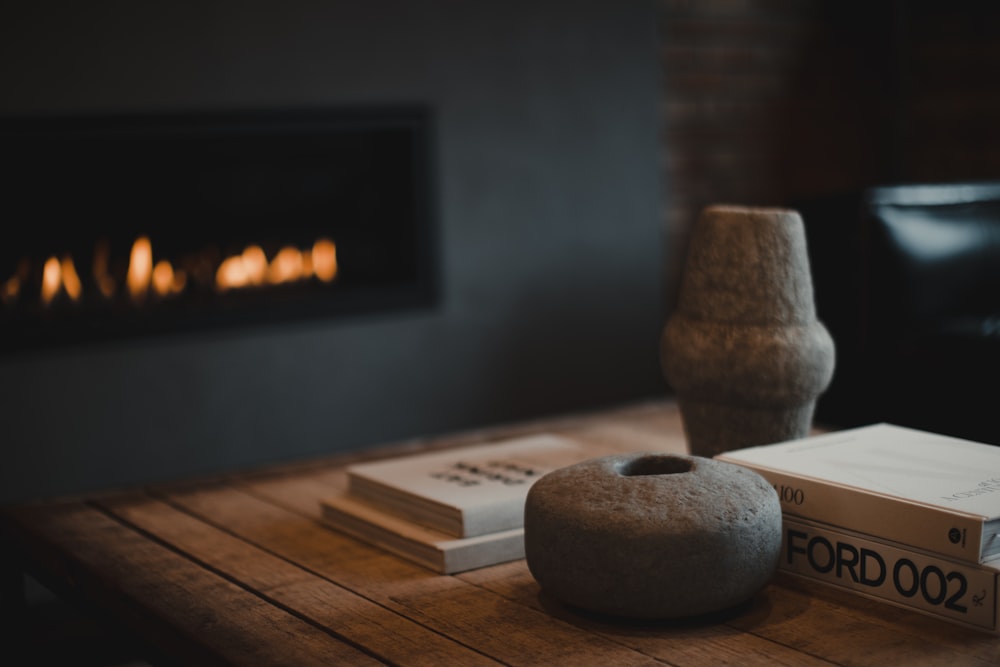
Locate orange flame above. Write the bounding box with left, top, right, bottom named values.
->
left=1, top=276, right=20, bottom=304
left=312, top=238, right=337, bottom=282
left=214, top=240, right=336, bottom=292
left=60, top=255, right=82, bottom=301
left=267, top=246, right=304, bottom=285
left=12, top=234, right=339, bottom=307
left=127, top=236, right=153, bottom=303
left=215, top=255, right=248, bottom=292
left=40, top=255, right=83, bottom=305
left=41, top=256, right=61, bottom=305
left=152, top=260, right=185, bottom=297
left=2, top=259, right=29, bottom=304
left=93, top=240, right=116, bottom=299
left=242, top=245, right=267, bottom=286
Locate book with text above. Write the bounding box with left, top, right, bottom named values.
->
left=345, top=433, right=591, bottom=537
left=320, top=491, right=525, bottom=574
left=780, top=516, right=1000, bottom=633
left=716, top=423, right=1000, bottom=563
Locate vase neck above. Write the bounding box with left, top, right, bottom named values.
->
left=676, top=206, right=818, bottom=326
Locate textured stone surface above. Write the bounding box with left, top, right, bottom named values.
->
left=661, top=205, right=836, bottom=457
left=523, top=452, right=782, bottom=619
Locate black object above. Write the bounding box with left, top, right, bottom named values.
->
left=0, top=107, right=436, bottom=352
left=798, top=182, right=1000, bottom=444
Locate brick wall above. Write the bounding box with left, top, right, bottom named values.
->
left=659, top=0, right=1000, bottom=306
left=899, top=0, right=1000, bottom=180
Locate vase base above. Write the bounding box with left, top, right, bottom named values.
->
left=679, top=399, right=815, bottom=457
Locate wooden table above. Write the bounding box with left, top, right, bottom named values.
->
left=2, top=399, right=999, bottom=666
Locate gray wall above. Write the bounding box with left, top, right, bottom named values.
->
left=0, top=1, right=666, bottom=503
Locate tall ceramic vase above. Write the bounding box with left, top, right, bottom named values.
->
left=661, top=205, right=835, bottom=458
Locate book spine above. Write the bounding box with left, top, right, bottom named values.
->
left=781, top=517, right=998, bottom=633
left=733, top=461, right=986, bottom=562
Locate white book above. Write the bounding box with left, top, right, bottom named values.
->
left=780, top=516, right=1000, bottom=634
left=716, top=423, right=1000, bottom=563
left=320, top=491, right=525, bottom=574
left=345, top=434, right=592, bottom=537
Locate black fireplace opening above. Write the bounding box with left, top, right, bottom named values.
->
left=0, top=106, right=436, bottom=353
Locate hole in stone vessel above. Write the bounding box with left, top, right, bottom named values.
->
left=617, top=456, right=692, bottom=477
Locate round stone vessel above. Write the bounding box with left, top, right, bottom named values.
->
left=523, top=452, right=781, bottom=619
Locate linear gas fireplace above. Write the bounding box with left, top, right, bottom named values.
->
left=0, top=107, right=435, bottom=352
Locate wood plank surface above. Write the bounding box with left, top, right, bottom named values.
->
left=754, top=574, right=1000, bottom=665
left=95, top=492, right=500, bottom=667
left=161, top=484, right=667, bottom=666
left=2, top=502, right=382, bottom=666
left=458, top=561, right=832, bottom=667
left=4, top=399, right=1000, bottom=666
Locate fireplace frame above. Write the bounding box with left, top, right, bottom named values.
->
left=0, top=105, right=438, bottom=353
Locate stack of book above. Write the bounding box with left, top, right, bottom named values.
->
left=717, top=423, right=1000, bottom=634
left=320, top=433, right=596, bottom=574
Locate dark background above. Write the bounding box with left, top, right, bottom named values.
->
left=0, top=1, right=665, bottom=503
left=3, top=0, right=1000, bottom=503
